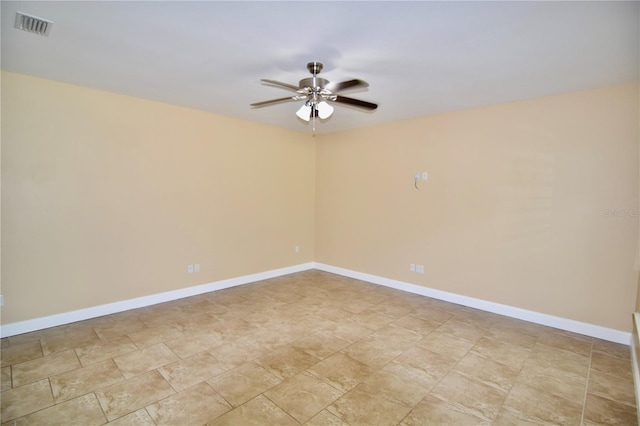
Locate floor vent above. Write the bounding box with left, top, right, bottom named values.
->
left=14, top=12, right=53, bottom=37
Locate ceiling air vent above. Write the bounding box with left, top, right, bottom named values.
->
left=14, top=12, right=53, bottom=37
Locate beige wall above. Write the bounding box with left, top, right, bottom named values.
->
left=637, top=80, right=640, bottom=313
left=1, top=72, right=315, bottom=324
left=2, top=71, right=638, bottom=334
left=316, top=83, right=639, bottom=332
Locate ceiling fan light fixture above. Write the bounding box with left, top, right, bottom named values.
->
left=252, top=62, right=377, bottom=132
left=317, top=101, right=334, bottom=119
left=296, top=103, right=311, bottom=121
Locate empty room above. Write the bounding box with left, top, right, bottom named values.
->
left=1, top=1, right=639, bottom=425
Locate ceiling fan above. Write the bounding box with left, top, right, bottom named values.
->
left=250, top=62, right=378, bottom=127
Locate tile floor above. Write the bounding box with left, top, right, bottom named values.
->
left=1, top=270, right=637, bottom=425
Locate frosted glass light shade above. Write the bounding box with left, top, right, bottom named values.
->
left=317, top=101, right=334, bottom=119
left=296, top=104, right=311, bottom=121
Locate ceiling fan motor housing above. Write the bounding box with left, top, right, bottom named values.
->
left=307, top=61, right=323, bottom=75
left=299, top=77, right=329, bottom=89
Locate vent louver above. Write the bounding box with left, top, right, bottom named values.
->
left=14, top=12, right=53, bottom=37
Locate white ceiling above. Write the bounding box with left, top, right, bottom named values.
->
left=2, top=1, right=638, bottom=135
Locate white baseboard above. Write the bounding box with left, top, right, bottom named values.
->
left=314, top=263, right=632, bottom=345
left=0, top=262, right=315, bottom=338
left=2, top=261, right=631, bottom=345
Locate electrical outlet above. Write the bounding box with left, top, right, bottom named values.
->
left=295, top=246, right=300, bottom=253
left=416, top=265, right=425, bottom=274
left=422, top=171, right=428, bottom=181
left=187, top=265, right=194, bottom=274
left=194, top=264, right=200, bottom=273
left=409, top=263, right=416, bottom=272
left=0, top=295, right=4, bottom=307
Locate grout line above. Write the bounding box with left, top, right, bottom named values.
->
left=580, top=339, right=594, bottom=425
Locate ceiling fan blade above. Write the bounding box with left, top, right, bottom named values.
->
left=260, top=79, right=299, bottom=92
left=333, top=95, right=378, bottom=111
left=325, top=79, right=369, bottom=93
left=250, top=96, right=299, bottom=107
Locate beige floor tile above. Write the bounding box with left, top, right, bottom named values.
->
left=411, top=304, right=455, bottom=324
left=327, top=384, right=412, bottom=425
left=527, top=342, right=590, bottom=377
left=211, top=318, right=255, bottom=340
left=254, top=345, right=320, bottom=380
left=592, top=338, right=631, bottom=360
left=515, top=361, right=587, bottom=404
left=305, top=409, right=350, bottom=426
left=348, top=309, right=396, bottom=330
left=391, top=314, right=440, bottom=335
left=0, top=379, right=54, bottom=422
left=207, top=362, right=281, bottom=407
left=208, top=338, right=265, bottom=365
left=96, top=370, right=175, bottom=421
left=417, top=331, right=474, bottom=361
left=499, top=382, right=583, bottom=425
left=590, top=351, right=633, bottom=380
left=587, top=369, right=636, bottom=408
left=431, top=371, right=508, bottom=421
left=493, top=409, right=542, bottom=425
left=453, top=308, right=499, bottom=329
left=105, top=409, right=156, bottom=426
left=583, top=393, right=638, bottom=426
left=484, top=326, right=538, bottom=349
left=40, top=328, right=100, bottom=357
left=338, top=298, right=376, bottom=314
left=308, top=352, right=375, bottom=392
left=368, top=301, right=414, bottom=319
left=369, top=324, right=422, bottom=349
left=0, top=271, right=635, bottom=425
left=264, top=371, right=343, bottom=423
left=159, top=352, right=231, bottom=391
left=173, top=313, right=221, bottom=335
left=453, top=351, right=520, bottom=392
left=126, top=324, right=184, bottom=349
left=359, top=362, right=435, bottom=408
left=138, top=308, right=188, bottom=329
left=401, top=394, right=489, bottom=426
left=14, top=393, right=106, bottom=426
left=393, top=346, right=455, bottom=383
left=112, top=343, right=178, bottom=379
left=74, top=335, right=137, bottom=366
left=312, top=305, right=353, bottom=323
left=93, top=318, right=148, bottom=341
left=50, top=359, right=124, bottom=403
left=12, top=349, right=80, bottom=387
left=471, top=337, right=532, bottom=371
left=146, top=382, right=231, bottom=425
left=164, top=331, right=225, bottom=359
left=245, top=325, right=304, bottom=350
left=491, top=316, right=546, bottom=337
left=205, top=395, right=298, bottom=426
left=8, top=327, right=64, bottom=347
left=316, top=318, right=374, bottom=342
left=537, top=329, right=593, bottom=357
left=1, top=366, right=11, bottom=392
left=0, top=341, right=43, bottom=368
left=435, top=318, right=488, bottom=344
left=342, top=337, right=404, bottom=369
left=291, top=331, right=351, bottom=360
